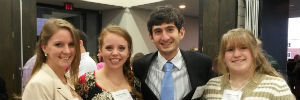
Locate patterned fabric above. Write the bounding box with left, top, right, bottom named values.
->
left=76, top=71, right=141, bottom=100
left=202, top=74, right=296, bottom=100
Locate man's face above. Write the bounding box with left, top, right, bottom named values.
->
left=149, top=22, right=185, bottom=56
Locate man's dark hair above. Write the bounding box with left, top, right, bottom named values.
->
left=78, top=30, right=88, bottom=49
left=147, top=6, right=184, bottom=35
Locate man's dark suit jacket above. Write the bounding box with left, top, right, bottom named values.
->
left=133, top=50, right=212, bottom=100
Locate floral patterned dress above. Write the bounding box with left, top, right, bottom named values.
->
left=75, top=71, right=141, bottom=100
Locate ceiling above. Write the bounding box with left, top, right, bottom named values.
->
left=132, top=0, right=199, bottom=17
left=289, top=0, right=300, bottom=17
left=36, top=0, right=200, bottom=17
left=36, top=0, right=123, bottom=11
left=37, top=0, right=299, bottom=18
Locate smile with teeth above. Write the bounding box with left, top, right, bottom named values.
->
left=111, top=58, right=120, bottom=63
left=232, top=59, right=246, bottom=62
left=61, top=56, right=70, bottom=60
left=161, top=42, right=172, bottom=46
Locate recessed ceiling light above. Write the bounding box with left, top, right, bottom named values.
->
left=179, top=4, right=186, bottom=9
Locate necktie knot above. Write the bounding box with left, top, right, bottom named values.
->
left=163, top=62, right=173, bottom=72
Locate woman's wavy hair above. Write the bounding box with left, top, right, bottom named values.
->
left=217, top=28, right=281, bottom=77
left=98, top=25, right=142, bottom=98
left=30, top=18, right=81, bottom=84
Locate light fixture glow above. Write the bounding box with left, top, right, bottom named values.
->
left=179, top=4, right=186, bottom=9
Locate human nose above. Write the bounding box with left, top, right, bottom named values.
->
left=111, top=48, right=119, bottom=56
left=233, top=49, right=241, bottom=57
left=62, top=45, right=71, bottom=54
left=161, top=31, right=170, bottom=41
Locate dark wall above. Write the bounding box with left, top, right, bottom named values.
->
left=37, top=4, right=101, bottom=58
left=259, top=0, right=289, bottom=75
left=86, top=12, right=101, bottom=58
left=23, top=0, right=37, bottom=65
left=0, top=0, right=21, bottom=99
left=200, top=0, right=237, bottom=58
left=0, top=0, right=36, bottom=99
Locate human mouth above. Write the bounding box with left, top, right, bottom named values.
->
left=232, top=59, right=246, bottom=63
left=160, top=42, right=172, bottom=47
left=111, top=58, right=120, bottom=64
left=60, top=56, right=71, bottom=61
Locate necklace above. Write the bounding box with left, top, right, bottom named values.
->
left=96, top=70, right=130, bottom=92
left=229, top=79, right=250, bottom=90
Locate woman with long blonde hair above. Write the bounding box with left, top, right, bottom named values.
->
left=202, top=28, right=295, bottom=100
left=22, top=18, right=81, bottom=100
left=76, top=25, right=142, bottom=100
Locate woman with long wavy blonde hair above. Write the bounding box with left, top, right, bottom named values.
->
left=22, top=18, right=81, bottom=100
left=202, top=28, right=295, bottom=100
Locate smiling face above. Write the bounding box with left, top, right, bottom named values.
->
left=42, top=28, right=75, bottom=70
left=100, top=33, right=129, bottom=69
left=224, top=44, right=254, bottom=74
left=149, top=22, right=184, bottom=59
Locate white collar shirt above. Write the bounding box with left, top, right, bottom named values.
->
left=145, top=49, right=192, bottom=100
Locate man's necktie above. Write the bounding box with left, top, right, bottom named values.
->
left=160, top=61, right=174, bottom=100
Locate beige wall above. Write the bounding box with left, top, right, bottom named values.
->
left=180, top=16, right=199, bottom=50
left=102, top=8, right=199, bottom=55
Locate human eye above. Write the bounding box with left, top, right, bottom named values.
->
left=153, top=29, right=162, bottom=35
left=167, top=27, right=175, bottom=32
left=55, top=43, right=62, bottom=47
left=119, top=46, right=126, bottom=51
left=69, top=42, right=74, bottom=47
left=226, top=48, right=234, bottom=51
left=105, top=46, right=113, bottom=51
left=241, top=46, right=248, bottom=49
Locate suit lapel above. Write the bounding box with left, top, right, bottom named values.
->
left=181, top=50, right=202, bottom=100
left=55, top=80, right=74, bottom=99
left=141, top=52, right=158, bottom=80
left=138, top=52, right=159, bottom=100
left=180, top=50, right=197, bottom=89
left=42, top=64, right=74, bottom=99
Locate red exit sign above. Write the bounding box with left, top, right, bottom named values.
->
left=64, top=2, right=73, bottom=10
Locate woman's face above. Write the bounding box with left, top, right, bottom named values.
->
left=100, top=33, right=129, bottom=69
left=42, top=28, right=75, bottom=70
left=224, top=45, right=254, bottom=74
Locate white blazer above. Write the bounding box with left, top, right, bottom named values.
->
left=22, top=63, right=77, bottom=100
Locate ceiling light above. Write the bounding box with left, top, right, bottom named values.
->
left=179, top=4, right=186, bottom=9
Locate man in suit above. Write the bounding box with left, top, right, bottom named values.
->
left=132, top=6, right=212, bottom=100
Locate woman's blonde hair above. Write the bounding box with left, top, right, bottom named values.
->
left=217, top=28, right=280, bottom=77
left=98, top=25, right=142, bottom=98
left=30, top=18, right=81, bottom=84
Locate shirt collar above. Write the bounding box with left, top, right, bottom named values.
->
left=157, top=49, right=183, bottom=71
left=81, top=52, right=89, bottom=56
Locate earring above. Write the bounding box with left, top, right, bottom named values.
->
left=44, top=53, right=48, bottom=57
